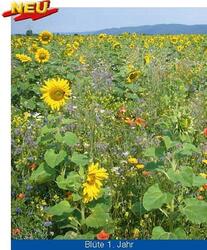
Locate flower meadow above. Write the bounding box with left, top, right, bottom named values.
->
left=11, top=31, right=207, bottom=240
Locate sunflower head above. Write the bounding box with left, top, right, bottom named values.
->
left=39, top=31, right=53, bottom=44
left=127, top=70, right=141, bottom=83
left=35, top=48, right=50, bottom=63
left=40, top=78, right=71, bottom=111
left=113, top=42, right=121, bottom=49
left=83, top=163, right=108, bottom=203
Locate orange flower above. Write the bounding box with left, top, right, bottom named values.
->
left=28, top=163, right=37, bottom=171
left=142, top=171, right=151, bottom=177
left=135, top=117, right=146, bottom=127
left=66, top=191, right=73, bottom=200
left=203, top=184, right=207, bottom=190
left=197, top=195, right=204, bottom=201
left=96, top=230, right=110, bottom=240
left=119, top=106, right=127, bottom=114
left=12, top=228, right=21, bottom=236
left=204, top=128, right=207, bottom=137
left=17, top=193, right=25, bottom=200
left=125, top=117, right=136, bottom=126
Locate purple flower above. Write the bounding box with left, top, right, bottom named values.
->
left=43, top=221, right=52, bottom=227
left=16, top=207, right=22, bottom=214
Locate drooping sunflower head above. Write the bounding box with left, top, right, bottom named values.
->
left=40, top=78, right=71, bottom=111
left=35, top=48, right=50, bottom=63
left=127, top=70, right=141, bottom=83
left=86, top=163, right=109, bottom=185
left=39, top=31, right=53, bottom=44
left=83, top=163, right=108, bottom=203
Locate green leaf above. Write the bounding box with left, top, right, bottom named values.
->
left=143, top=147, right=156, bottom=158
left=181, top=198, right=207, bottom=224
left=56, top=172, right=81, bottom=191
left=143, top=184, right=170, bottom=211
left=85, top=204, right=112, bottom=228
left=47, top=200, right=74, bottom=217
left=71, top=152, right=89, bottom=167
left=44, top=149, right=66, bottom=168
left=72, top=193, right=82, bottom=201
left=162, top=136, right=173, bottom=150
left=63, top=132, right=79, bottom=146
left=173, top=227, right=187, bottom=239
left=167, top=167, right=193, bottom=187
left=151, top=226, right=176, bottom=239
left=30, top=163, right=55, bottom=184
left=193, top=175, right=207, bottom=187
left=131, top=202, right=146, bottom=217
left=176, top=143, right=199, bottom=156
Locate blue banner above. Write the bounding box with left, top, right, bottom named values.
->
left=12, top=240, right=207, bottom=250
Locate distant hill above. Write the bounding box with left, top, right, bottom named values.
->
left=78, top=24, right=207, bottom=35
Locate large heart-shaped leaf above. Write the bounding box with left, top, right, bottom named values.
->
left=143, top=184, right=171, bottom=211
left=47, top=200, right=74, bottom=217
left=44, top=149, right=66, bottom=168
left=30, top=163, right=55, bottom=184
left=181, top=198, right=207, bottom=224
left=71, top=152, right=89, bottom=167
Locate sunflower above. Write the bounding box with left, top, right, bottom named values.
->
left=127, top=70, right=141, bottom=83
left=98, top=33, right=107, bottom=41
left=113, top=42, right=121, bottom=49
left=35, top=48, right=50, bottom=63
left=39, top=31, right=53, bottom=44
left=16, top=54, right=32, bottom=63
left=79, top=55, right=86, bottom=64
left=83, top=163, right=108, bottom=203
left=40, top=78, right=71, bottom=111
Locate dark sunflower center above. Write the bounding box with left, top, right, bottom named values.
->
left=129, top=72, right=138, bottom=80
left=39, top=53, right=46, bottom=60
left=50, top=89, right=65, bottom=101
left=87, top=174, right=96, bottom=185
left=42, top=35, right=49, bottom=41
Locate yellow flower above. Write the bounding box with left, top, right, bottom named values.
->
left=79, top=55, right=86, bottom=64
left=40, top=78, right=71, bottom=111
left=135, top=164, right=144, bottom=170
left=128, top=156, right=138, bottom=164
left=39, top=30, right=53, bottom=44
left=202, top=159, right=207, bottom=165
left=16, top=54, right=32, bottom=63
left=132, top=228, right=140, bottom=238
left=199, top=173, right=207, bottom=179
left=83, top=163, right=108, bottom=203
left=113, top=42, right=121, bottom=49
left=144, top=54, right=152, bottom=64
left=65, top=48, right=75, bottom=57
left=176, top=45, right=184, bottom=52
left=35, top=48, right=50, bottom=63
left=73, top=41, right=80, bottom=50
left=98, top=33, right=107, bottom=40
left=127, top=70, right=141, bottom=83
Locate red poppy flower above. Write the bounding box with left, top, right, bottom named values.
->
left=96, top=230, right=110, bottom=240
left=203, top=184, right=207, bottom=190
left=204, top=128, right=207, bottom=137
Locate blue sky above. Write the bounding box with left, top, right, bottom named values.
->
left=12, top=8, right=207, bottom=34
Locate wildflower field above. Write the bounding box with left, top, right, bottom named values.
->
left=11, top=31, right=207, bottom=240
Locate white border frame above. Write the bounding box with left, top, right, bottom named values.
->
left=1, top=1, right=207, bottom=250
